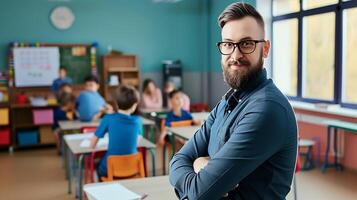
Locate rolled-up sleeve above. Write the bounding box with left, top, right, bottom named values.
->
left=169, top=100, right=289, bottom=200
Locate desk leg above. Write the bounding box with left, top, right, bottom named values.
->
left=321, top=126, right=331, bottom=173
left=77, top=154, right=84, bottom=200
left=67, top=144, right=72, bottom=194
left=333, top=128, right=343, bottom=171
left=149, top=125, right=155, bottom=143
left=61, top=132, right=65, bottom=169
left=169, top=134, right=176, bottom=158
left=148, top=148, right=156, bottom=177
left=163, top=143, right=167, bottom=175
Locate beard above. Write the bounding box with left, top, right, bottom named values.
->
left=222, top=50, right=264, bottom=90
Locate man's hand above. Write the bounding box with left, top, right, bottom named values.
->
left=193, top=156, right=210, bottom=173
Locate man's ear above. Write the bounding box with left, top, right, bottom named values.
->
left=263, top=40, right=270, bottom=58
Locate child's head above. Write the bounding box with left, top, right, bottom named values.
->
left=84, top=75, right=100, bottom=92
left=142, top=79, right=156, bottom=94
left=59, top=66, right=67, bottom=79
left=164, top=81, right=176, bottom=94
left=58, top=92, right=76, bottom=111
left=113, top=85, right=140, bottom=114
left=169, top=90, right=184, bottom=110
left=59, top=82, right=72, bottom=94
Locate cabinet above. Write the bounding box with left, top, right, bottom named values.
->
left=102, top=54, right=140, bottom=103
left=0, top=71, right=10, bottom=148
left=9, top=87, right=57, bottom=149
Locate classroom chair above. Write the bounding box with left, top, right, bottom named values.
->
left=162, top=119, right=193, bottom=175
left=298, top=138, right=316, bottom=170
left=100, top=152, right=146, bottom=181
left=190, top=103, right=209, bottom=112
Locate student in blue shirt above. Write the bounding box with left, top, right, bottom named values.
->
left=159, top=90, right=200, bottom=145
left=89, top=85, right=141, bottom=178
left=76, top=75, right=113, bottom=121
left=52, top=66, right=72, bottom=93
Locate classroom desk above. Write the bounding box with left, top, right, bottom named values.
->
left=64, top=133, right=156, bottom=200
left=58, top=117, right=155, bottom=131
left=167, top=125, right=202, bottom=141
left=58, top=117, right=155, bottom=171
left=191, top=112, right=210, bottom=121
left=320, top=120, right=357, bottom=172
left=83, top=176, right=176, bottom=200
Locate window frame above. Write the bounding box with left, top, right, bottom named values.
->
left=271, top=0, right=357, bottom=109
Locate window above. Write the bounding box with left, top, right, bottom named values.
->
left=302, top=13, right=335, bottom=100
left=272, top=0, right=357, bottom=108
left=303, top=0, right=338, bottom=10
left=273, top=0, right=299, bottom=16
left=342, top=7, right=357, bottom=104
left=273, top=19, right=298, bottom=96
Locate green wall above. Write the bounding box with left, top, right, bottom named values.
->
left=0, top=0, right=255, bottom=73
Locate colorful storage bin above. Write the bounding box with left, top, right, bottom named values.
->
left=0, top=128, right=10, bottom=145
left=0, top=108, right=9, bottom=125
left=39, top=126, right=55, bottom=144
left=17, top=130, right=38, bottom=146
left=32, top=109, right=54, bottom=125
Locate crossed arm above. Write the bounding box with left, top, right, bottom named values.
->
left=169, top=100, right=288, bottom=200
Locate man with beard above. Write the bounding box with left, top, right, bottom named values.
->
left=169, top=2, right=297, bottom=200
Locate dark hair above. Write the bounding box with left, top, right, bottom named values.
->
left=168, top=89, right=181, bottom=99
left=59, top=82, right=71, bottom=89
left=112, top=85, right=140, bottom=110
left=218, top=2, right=264, bottom=32
left=59, top=66, right=67, bottom=72
left=84, top=75, right=99, bottom=84
left=58, top=92, right=76, bottom=107
left=142, top=79, right=155, bottom=92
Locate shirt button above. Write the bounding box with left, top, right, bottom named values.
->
left=228, top=110, right=231, bottom=113
left=239, top=99, right=242, bottom=103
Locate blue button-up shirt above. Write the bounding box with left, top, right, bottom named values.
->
left=169, top=69, right=298, bottom=200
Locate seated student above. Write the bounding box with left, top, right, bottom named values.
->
left=141, top=79, right=163, bottom=109
left=164, top=81, right=190, bottom=111
left=159, top=90, right=200, bottom=145
left=89, top=85, right=141, bottom=178
left=53, top=92, right=76, bottom=153
left=52, top=66, right=72, bottom=94
left=76, top=75, right=113, bottom=122
left=56, top=82, right=73, bottom=100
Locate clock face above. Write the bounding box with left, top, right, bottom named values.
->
left=50, top=6, right=75, bottom=30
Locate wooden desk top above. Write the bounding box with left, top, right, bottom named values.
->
left=64, top=133, right=156, bottom=155
left=59, top=116, right=154, bottom=131
left=167, top=125, right=201, bottom=140
left=84, top=176, right=176, bottom=200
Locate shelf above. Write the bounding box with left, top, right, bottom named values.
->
left=14, top=123, right=53, bottom=129
left=11, top=104, right=58, bottom=109
left=108, top=67, right=138, bottom=73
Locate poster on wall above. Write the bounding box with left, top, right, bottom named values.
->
left=13, top=47, right=60, bottom=87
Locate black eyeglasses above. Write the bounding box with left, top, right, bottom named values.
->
left=217, top=40, right=265, bottom=55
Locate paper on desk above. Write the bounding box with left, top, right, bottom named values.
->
left=84, top=183, right=141, bottom=200
left=80, top=135, right=108, bottom=148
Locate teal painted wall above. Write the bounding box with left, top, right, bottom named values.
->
left=209, top=0, right=256, bottom=72
left=0, top=0, right=206, bottom=73
left=0, top=0, right=255, bottom=74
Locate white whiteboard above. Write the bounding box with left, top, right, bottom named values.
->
left=13, top=47, right=60, bottom=87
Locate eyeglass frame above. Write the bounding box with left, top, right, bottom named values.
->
left=216, top=39, right=266, bottom=55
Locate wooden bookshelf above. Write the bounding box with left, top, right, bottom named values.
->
left=102, top=54, right=141, bottom=103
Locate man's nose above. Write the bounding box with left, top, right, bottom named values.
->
left=230, top=45, right=243, bottom=60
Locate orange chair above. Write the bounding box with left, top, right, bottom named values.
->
left=162, top=119, right=193, bottom=175
left=100, top=152, right=146, bottom=182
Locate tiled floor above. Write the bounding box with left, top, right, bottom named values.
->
left=0, top=148, right=356, bottom=200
